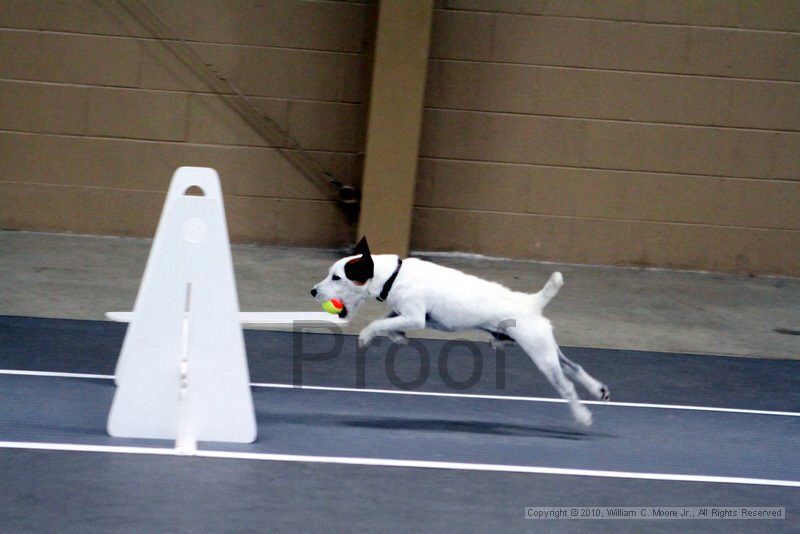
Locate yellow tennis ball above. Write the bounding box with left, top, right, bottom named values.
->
left=322, top=299, right=344, bottom=314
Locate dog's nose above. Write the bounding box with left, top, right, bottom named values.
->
left=310, top=288, right=317, bottom=297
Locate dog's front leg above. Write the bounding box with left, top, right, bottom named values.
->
left=359, top=312, right=425, bottom=348
left=379, top=312, right=408, bottom=345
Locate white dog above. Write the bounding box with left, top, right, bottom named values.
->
left=311, top=237, right=609, bottom=426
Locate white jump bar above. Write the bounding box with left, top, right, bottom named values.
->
left=106, top=311, right=348, bottom=325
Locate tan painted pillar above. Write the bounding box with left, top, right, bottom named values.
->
left=357, top=0, right=434, bottom=255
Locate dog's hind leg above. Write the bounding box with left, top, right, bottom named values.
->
left=511, top=317, right=593, bottom=426
left=558, top=348, right=610, bottom=401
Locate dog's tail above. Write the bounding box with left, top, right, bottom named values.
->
left=532, top=271, right=563, bottom=312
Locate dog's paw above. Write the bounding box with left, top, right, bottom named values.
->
left=358, top=330, right=374, bottom=348
left=571, top=403, right=593, bottom=427
left=552, top=271, right=563, bottom=288
left=387, top=332, right=408, bottom=345
left=590, top=383, right=610, bottom=401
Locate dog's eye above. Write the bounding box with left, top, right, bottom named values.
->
left=331, top=274, right=341, bottom=281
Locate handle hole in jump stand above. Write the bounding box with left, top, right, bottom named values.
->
left=184, top=185, right=205, bottom=197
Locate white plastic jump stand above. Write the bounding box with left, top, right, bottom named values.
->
left=106, top=167, right=255, bottom=450
left=106, top=167, right=346, bottom=453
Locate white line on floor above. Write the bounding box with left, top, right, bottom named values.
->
left=2, top=369, right=798, bottom=418
left=0, top=369, right=112, bottom=380
left=1, top=440, right=798, bottom=488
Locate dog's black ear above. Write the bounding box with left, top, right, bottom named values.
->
left=345, top=238, right=374, bottom=284
left=353, top=236, right=370, bottom=257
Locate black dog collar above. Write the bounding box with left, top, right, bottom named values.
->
left=376, top=258, right=402, bottom=302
